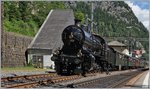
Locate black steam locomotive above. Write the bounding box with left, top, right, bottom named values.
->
left=51, top=20, right=145, bottom=75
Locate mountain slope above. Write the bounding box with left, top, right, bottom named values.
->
left=67, top=1, right=148, bottom=38
left=67, top=1, right=149, bottom=54
left=3, top=1, right=149, bottom=53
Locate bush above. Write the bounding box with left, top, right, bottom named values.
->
left=4, top=19, right=38, bottom=37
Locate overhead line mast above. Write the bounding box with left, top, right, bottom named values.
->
left=91, top=2, right=94, bottom=33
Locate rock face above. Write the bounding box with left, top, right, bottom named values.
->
left=66, top=1, right=148, bottom=34
left=65, top=1, right=148, bottom=53
left=94, top=1, right=136, bottom=24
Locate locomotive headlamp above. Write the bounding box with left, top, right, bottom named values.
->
left=69, top=32, right=74, bottom=39
left=77, top=54, right=80, bottom=57
left=77, top=50, right=82, bottom=57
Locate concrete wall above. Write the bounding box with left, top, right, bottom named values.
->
left=1, top=32, right=33, bottom=67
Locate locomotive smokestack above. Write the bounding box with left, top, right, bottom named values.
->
left=74, top=19, right=81, bottom=27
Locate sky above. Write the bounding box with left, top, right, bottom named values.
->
left=125, top=0, right=149, bottom=31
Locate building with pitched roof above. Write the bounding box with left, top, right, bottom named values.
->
left=108, top=40, right=127, bottom=53
left=26, top=9, right=74, bottom=69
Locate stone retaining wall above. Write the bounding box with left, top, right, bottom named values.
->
left=1, top=32, right=33, bottom=67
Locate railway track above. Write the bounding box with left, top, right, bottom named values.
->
left=1, top=69, right=146, bottom=88
left=1, top=71, right=98, bottom=88
left=53, top=70, right=146, bottom=88
left=1, top=73, right=57, bottom=88
left=2, top=75, right=82, bottom=88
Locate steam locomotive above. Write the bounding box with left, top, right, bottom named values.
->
left=51, top=20, right=145, bottom=75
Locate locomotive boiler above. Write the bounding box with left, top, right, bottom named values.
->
left=51, top=21, right=107, bottom=75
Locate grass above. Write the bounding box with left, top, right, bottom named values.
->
left=1, top=66, right=48, bottom=72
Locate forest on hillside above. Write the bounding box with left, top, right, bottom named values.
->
left=3, top=1, right=149, bottom=37
left=2, top=1, right=149, bottom=59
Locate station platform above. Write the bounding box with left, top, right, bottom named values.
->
left=125, top=70, right=149, bottom=88
left=134, top=70, right=149, bottom=88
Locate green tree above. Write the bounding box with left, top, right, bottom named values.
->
left=74, top=11, right=85, bottom=23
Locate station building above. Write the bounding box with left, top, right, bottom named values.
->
left=26, top=9, right=74, bottom=69
left=108, top=40, right=127, bottom=53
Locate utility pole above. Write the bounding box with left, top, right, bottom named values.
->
left=126, top=26, right=132, bottom=56
left=91, top=2, right=94, bottom=33
left=86, top=2, right=98, bottom=34
left=126, top=26, right=141, bottom=57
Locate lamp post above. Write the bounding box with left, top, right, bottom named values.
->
left=126, top=26, right=140, bottom=69
left=126, top=26, right=132, bottom=57
left=91, top=2, right=94, bottom=32
left=126, top=26, right=140, bottom=57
